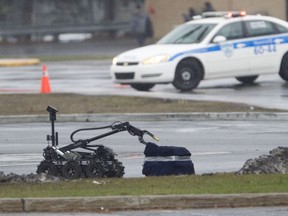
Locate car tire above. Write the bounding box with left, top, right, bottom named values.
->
left=235, top=75, right=258, bottom=84
left=172, top=59, right=203, bottom=91
left=130, top=83, right=155, bottom=91
left=279, top=53, right=288, bottom=81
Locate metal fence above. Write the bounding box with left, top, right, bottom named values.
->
left=0, top=0, right=144, bottom=41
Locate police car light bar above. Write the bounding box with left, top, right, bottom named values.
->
left=202, top=11, right=247, bottom=18
left=227, top=11, right=247, bottom=17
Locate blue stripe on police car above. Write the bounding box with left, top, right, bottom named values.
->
left=168, top=35, right=288, bottom=61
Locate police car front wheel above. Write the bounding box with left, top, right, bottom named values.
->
left=173, top=59, right=203, bottom=91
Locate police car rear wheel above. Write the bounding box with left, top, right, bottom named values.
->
left=235, top=75, right=258, bottom=84
left=130, top=83, right=155, bottom=91
left=173, top=59, right=203, bottom=91
left=279, top=53, right=288, bottom=81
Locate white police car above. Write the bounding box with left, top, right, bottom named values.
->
left=110, top=11, right=288, bottom=91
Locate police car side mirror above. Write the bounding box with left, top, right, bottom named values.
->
left=213, top=35, right=227, bottom=44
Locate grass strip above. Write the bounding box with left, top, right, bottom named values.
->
left=1, top=174, right=288, bottom=198
left=0, top=94, right=282, bottom=115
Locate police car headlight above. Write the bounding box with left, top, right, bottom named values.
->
left=112, top=57, right=118, bottom=65
left=142, top=54, right=170, bottom=65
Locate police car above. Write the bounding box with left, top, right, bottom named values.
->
left=110, top=11, right=288, bottom=91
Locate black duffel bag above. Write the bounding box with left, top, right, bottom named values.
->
left=142, top=142, right=195, bottom=176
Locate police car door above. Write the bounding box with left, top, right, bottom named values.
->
left=244, top=19, right=287, bottom=75
left=205, top=21, right=249, bottom=78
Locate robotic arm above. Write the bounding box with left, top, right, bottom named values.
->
left=111, top=122, right=159, bottom=144
left=69, top=121, right=159, bottom=146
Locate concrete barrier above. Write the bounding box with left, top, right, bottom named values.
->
left=24, top=196, right=141, bottom=212
left=1, top=193, right=288, bottom=213
left=0, top=199, right=23, bottom=212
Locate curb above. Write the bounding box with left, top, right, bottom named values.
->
left=0, top=58, right=40, bottom=66
left=0, top=112, right=288, bottom=124
left=1, top=193, right=288, bottom=213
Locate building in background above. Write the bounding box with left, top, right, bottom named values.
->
left=145, top=0, right=288, bottom=39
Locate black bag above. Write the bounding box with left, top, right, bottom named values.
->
left=142, top=142, right=195, bottom=176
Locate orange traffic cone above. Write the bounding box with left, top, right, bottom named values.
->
left=41, top=64, right=51, bottom=94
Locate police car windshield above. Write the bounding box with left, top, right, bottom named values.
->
left=157, top=23, right=217, bottom=44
